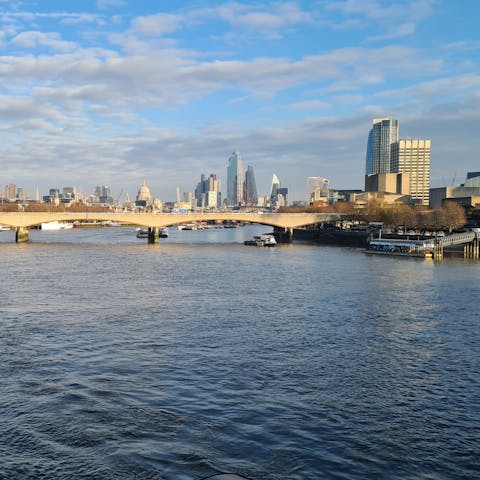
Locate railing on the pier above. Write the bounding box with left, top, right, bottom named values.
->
left=434, top=228, right=480, bottom=260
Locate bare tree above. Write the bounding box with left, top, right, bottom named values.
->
left=440, top=202, right=466, bottom=232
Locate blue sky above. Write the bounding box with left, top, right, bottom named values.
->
left=0, top=0, right=479, bottom=201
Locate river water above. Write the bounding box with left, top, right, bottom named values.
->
left=1, top=225, right=479, bottom=480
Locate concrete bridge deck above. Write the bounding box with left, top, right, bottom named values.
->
left=0, top=211, right=341, bottom=243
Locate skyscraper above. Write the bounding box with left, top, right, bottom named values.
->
left=243, top=165, right=258, bottom=206
left=227, top=151, right=243, bottom=206
left=271, top=174, right=280, bottom=199
left=366, top=117, right=399, bottom=176
left=391, top=139, right=431, bottom=206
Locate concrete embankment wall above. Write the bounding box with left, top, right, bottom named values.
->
left=293, top=228, right=369, bottom=247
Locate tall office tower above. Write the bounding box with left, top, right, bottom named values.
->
left=271, top=174, right=280, bottom=199
left=367, top=117, right=399, bottom=175
left=243, top=166, right=258, bottom=206
left=5, top=183, right=17, bottom=201
left=391, top=139, right=431, bottom=206
left=227, top=151, right=243, bottom=206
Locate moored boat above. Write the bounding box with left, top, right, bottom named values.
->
left=41, top=221, right=74, bottom=230
left=244, top=234, right=277, bottom=247
left=366, top=238, right=434, bottom=258
left=136, top=227, right=168, bottom=238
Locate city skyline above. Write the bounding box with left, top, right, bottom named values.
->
left=0, top=1, right=479, bottom=200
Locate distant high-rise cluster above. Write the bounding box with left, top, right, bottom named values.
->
left=195, top=173, right=221, bottom=208
left=365, top=117, right=431, bottom=205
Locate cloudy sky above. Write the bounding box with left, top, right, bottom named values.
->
left=1, top=0, right=479, bottom=201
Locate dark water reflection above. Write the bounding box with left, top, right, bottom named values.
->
left=1, top=226, right=479, bottom=479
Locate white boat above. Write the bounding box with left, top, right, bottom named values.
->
left=0, top=225, right=10, bottom=231
left=244, top=234, right=277, bottom=247
left=41, top=221, right=74, bottom=231
left=178, top=223, right=197, bottom=230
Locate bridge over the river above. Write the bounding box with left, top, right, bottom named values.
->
left=0, top=211, right=341, bottom=243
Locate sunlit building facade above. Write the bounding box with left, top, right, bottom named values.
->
left=391, top=139, right=431, bottom=206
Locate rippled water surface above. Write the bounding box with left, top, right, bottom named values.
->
left=1, top=226, right=479, bottom=479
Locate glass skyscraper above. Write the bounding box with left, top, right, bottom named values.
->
left=243, top=165, right=258, bottom=206
left=367, top=117, right=399, bottom=175
left=227, top=151, right=243, bottom=206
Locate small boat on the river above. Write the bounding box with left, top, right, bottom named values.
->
left=136, top=227, right=168, bottom=238
left=41, top=221, right=74, bottom=231
left=244, top=234, right=277, bottom=247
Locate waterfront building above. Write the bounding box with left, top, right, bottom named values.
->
left=391, top=139, right=431, bottom=206
left=227, top=151, right=243, bottom=206
left=430, top=186, right=480, bottom=209
left=243, top=166, right=258, bottom=206
left=365, top=172, right=410, bottom=195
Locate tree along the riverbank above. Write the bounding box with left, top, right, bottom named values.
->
left=280, top=201, right=467, bottom=232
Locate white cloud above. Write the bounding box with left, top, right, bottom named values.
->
left=131, top=13, right=182, bottom=36
left=10, top=31, right=77, bottom=52
left=326, top=0, right=435, bottom=40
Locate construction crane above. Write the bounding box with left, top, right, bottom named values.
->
left=116, top=189, right=124, bottom=205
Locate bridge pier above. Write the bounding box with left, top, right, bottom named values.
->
left=464, top=239, right=479, bottom=259
left=433, top=239, right=443, bottom=260
left=147, top=227, right=159, bottom=244
left=15, top=227, right=29, bottom=243
left=273, top=227, right=293, bottom=243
